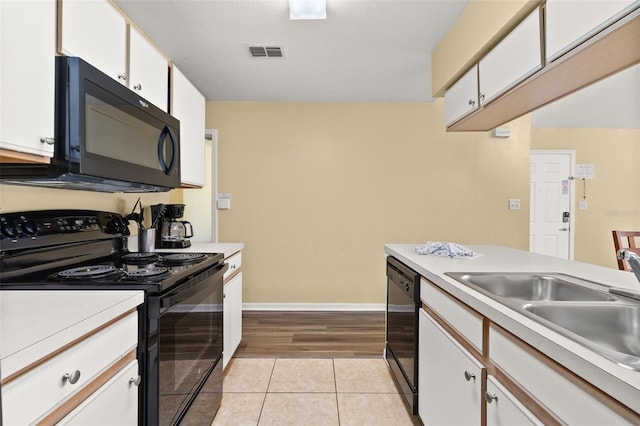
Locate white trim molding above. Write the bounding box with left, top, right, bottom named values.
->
left=242, top=303, right=386, bottom=312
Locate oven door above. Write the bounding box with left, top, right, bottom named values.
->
left=157, top=264, right=225, bottom=426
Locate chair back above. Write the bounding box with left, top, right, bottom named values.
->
left=612, top=230, right=640, bottom=270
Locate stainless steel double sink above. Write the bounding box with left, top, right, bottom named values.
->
left=445, top=272, right=640, bottom=371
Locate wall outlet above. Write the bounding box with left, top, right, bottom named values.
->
left=579, top=200, right=588, bottom=210
left=508, top=199, right=521, bottom=210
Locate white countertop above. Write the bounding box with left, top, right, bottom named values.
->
left=126, top=237, right=243, bottom=258
left=384, top=244, right=640, bottom=414
left=1, top=290, right=144, bottom=380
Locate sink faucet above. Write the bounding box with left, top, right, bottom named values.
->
left=617, top=250, right=640, bottom=283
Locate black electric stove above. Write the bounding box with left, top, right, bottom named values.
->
left=0, top=210, right=227, bottom=426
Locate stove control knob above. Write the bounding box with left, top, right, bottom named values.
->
left=1, top=222, right=18, bottom=240
left=21, top=220, right=38, bottom=237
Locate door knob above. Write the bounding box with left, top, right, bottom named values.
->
left=464, top=371, right=476, bottom=381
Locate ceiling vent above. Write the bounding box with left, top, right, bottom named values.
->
left=249, top=46, right=284, bottom=58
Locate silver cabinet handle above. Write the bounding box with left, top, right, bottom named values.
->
left=133, top=83, right=142, bottom=91
left=117, top=73, right=127, bottom=81
left=464, top=371, right=476, bottom=381
left=485, top=391, right=498, bottom=404
left=479, top=93, right=485, bottom=101
left=468, top=99, right=476, bottom=106
left=559, top=227, right=569, bottom=231
left=40, top=137, right=55, bottom=145
left=62, top=370, right=81, bottom=385
left=129, top=375, right=142, bottom=387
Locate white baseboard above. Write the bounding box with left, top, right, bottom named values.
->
left=242, top=303, right=386, bottom=312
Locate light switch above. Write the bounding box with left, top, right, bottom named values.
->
left=508, top=199, right=520, bottom=210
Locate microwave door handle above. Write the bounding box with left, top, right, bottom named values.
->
left=157, top=126, right=177, bottom=174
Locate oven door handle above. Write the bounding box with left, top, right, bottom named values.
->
left=161, top=263, right=228, bottom=309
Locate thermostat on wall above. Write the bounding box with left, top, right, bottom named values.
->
left=217, top=193, right=231, bottom=210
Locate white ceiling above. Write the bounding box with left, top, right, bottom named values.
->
left=113, top=0, right=469, bottom=102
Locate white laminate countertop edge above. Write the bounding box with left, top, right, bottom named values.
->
left=1, top=290, right=144, bottom=379
left=125, top=238, right=243, bottom=258
left=384, top=244, right=640, bottom=414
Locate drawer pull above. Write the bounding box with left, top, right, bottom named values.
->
left=464, top=371, right=476, bottom=381
left=62, top=370, right=81, bottom=385
left=485, top=391, right=498, bottom=404
left=129, top=375, right=142, bottom=387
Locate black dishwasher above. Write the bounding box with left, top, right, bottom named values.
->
left=385, top=256, right=420, bottom=415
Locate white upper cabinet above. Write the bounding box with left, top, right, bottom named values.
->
left=171, top=65, right=205, bottom=187
left=129, top=26, right=169, bottom=112
left=479, top=7, right=542, bottom=105
left=444, top=65, right=479, bottom=126
left=59, top=0, right=127, bottom=85
left=546, top=0, right=638, bottom=61
left=0, top=0, right=56, bottom=157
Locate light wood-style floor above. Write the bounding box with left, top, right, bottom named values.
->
left=234, top=311, right=386, bottom=358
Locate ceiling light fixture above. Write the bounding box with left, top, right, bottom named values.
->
left=289, top=0, right=326, bottom=20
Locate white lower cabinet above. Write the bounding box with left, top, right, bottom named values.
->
left=418, top=308, right=483, bottom=425
left=485, top=376, right=542, bottom=426
left=223, top=271, right=243, bottom=369
left=490, top=325, right=632, bottom=425
left=58, top=360, right=139, bottom=425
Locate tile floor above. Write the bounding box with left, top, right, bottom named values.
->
left=212, top=358, right=419, bottom=426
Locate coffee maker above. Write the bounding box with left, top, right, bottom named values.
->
left=150, top=204, right=194, bottom=249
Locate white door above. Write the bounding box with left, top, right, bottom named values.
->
left=530, top=151, right=574, bottom=259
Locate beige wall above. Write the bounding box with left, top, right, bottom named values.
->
left=0, top=184, right=178, bottom=231
left=531, top=128, right=640, bottom=269
left=207, top=100, right=531, bottom=304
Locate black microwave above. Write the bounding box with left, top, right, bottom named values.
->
left=0, top=56, right=180, bottom=192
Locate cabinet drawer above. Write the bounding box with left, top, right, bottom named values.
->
left=421, top=278, right=483, bottom=352
left=489, top=325, right=631, bottom=425
left=58, top=359, right=139, bottom=425
left=3, top=312, right=138, bottom=425
left=224, top=252, right=242, bottom=281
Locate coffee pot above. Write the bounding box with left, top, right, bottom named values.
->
left=161, top=219, right=193, bottom=243
left=150, top=203, right=194, bottom=249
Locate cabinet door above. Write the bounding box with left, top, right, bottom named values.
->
left=546, top=0, right=637, bottom=61
left=59, top=0, right=127, bottom=84
left=58, top=360, right=139, bottom=425
left=129, top=26, right=169, bottom=112
left=444, top=65, right=479, bottom=126
left=418, top=309, right=483, bottom=426
left=171, top=65, right=205, bottom=186
left=223, top=272, right=243, bottom=369
left=479, top=8, right=542, bottom=105
left=485, top=376, right=542, bottom=426
left=0, top=0, right=55, bottom=156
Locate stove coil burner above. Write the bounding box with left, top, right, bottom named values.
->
left=161, top=253, right=206, bottom=265
left=125, top=267, right=169, bottom=279
left=122, top=252, right=159, bottom=264
left=57, top=265, right=121, bottom=280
